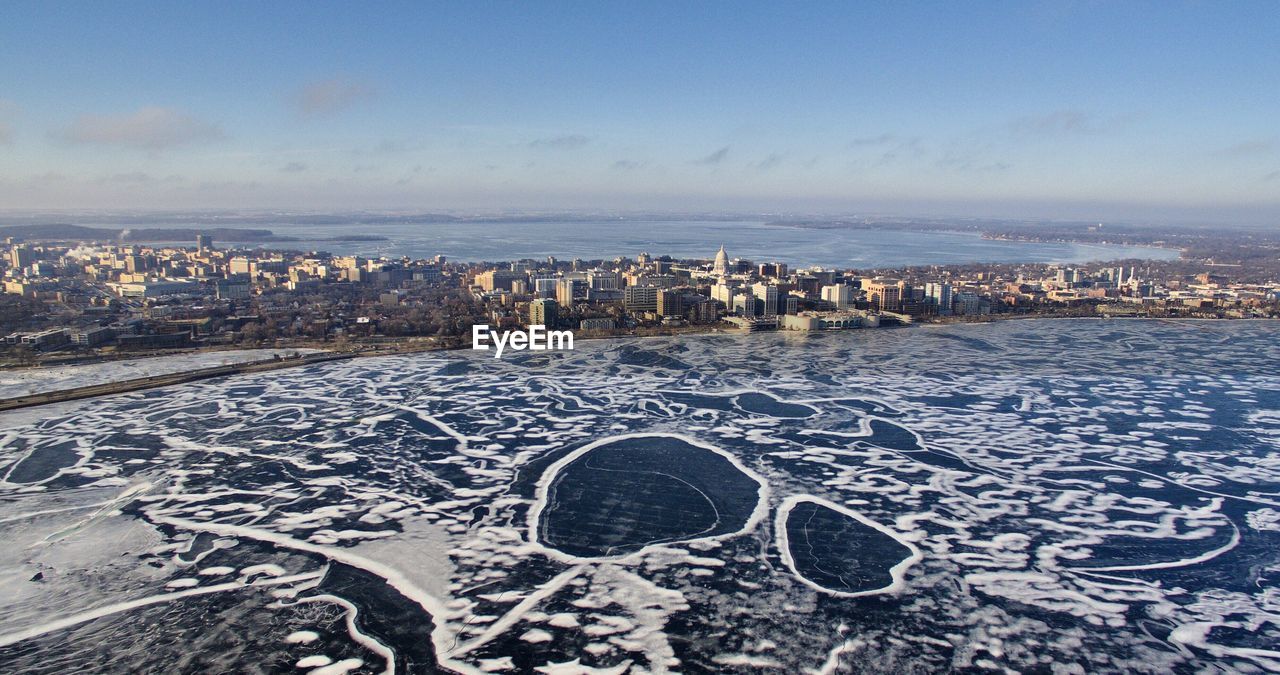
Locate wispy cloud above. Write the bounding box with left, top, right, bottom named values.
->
left=59, top=106, right=223, bottom=151
left=754, top=153, right=783, bottom=170
left=847, top=134, right=924, bottom=166
left=196, top=179, right=260, bottom=192
left=281, top=162, right=307, bottom=173
left=848, top=134, right=896, bottom=147
left=371, top=138, right=424, bottom=154
left=528, top=134, right=590, bottom=150
left=1264, top=170, right=1280, bottom=182
left=97, top=172, right=154, bottom=184
left=290, top=77, right=376, bottom=117
left=694, top=146, right=730, bottom=165
left=1008, top=110, right=1091, bottom=136
left=611, top=159, right=645, bottom=170
left=1213, top=140, right=1274, bottom=158
left=936, top=150, right=1012, bottom=173
left=0, top=98, right=17, bottom=143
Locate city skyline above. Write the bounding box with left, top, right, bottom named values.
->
left=0, top=2, right=1278, bottom=223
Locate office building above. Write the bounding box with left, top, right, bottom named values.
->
left=477, top=270, right=525, bottom=293
left=657, top=289, right=685, bottom=317
left=924, top=282, right=953, bottom=315
left=751, top=283, right=778, bottom=317
left=865, top=279, right=904, bottom=312
left=529, top=298, right=558, bottom=327
left=556, top=278, right=586, bottom=306
left=623, top=285, right=660, bottom=312
left=820, top=284, right=854, bottom=309
left=9, top=246, right=33, bottom=269
left=534, top=277, right=558, bottom=299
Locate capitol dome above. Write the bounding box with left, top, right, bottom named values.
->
left=713, top=244, right=729, bottom=275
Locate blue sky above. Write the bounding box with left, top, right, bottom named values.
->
left=0, top=1, right=1276, bottom=223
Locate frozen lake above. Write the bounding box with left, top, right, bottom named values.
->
left=1, top=319, right=1277, bottom=672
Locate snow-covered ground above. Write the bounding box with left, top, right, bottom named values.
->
left=0, top=348, right=322, bottom=399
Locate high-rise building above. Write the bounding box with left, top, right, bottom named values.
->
left=477, top=270, right=525, bottom=292
left=534, top=277, right=558, bottom=299
left=711, top=283, right=737, bottom=307
left=820, top=284, right=854, bottom=309
left=924, top=282, right=953, bottom=315
left=751, top=282, right=778, bottom=317
left=954, top=292, right=982, bottom=316
left=623, top=285, right=659, bottom=312
left=529, top=298, right=558, bottom=327
left=657, top=289, right=685, bottom=317
left=689, top=298, right=719, bottom=323
left=588, top=271, right=620, bottom=290
left=865, top=279, right=904, bottom=312
left=556, top=278, right=586, bottom=306
left=195, top=234, right=213, bottom=252
left=782, top=295, right=798, bottom=315
left=8, top=247, right=33, bottom=270
left=757, top=262, right=788, bottom=278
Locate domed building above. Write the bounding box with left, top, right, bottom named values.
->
left=712, top=244, right=730, bottom=276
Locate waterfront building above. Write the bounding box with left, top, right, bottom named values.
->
left=865, top=279, right=905, bottom=312
left=688, top=297, right=719, bottom=323
left=71, top=327, right=116, bottom=347
left=752, top=282, right=778, bottom=317
left=954, top=291, right=983, bottom=315
left=820, top=284, right=854, bottom=309
left=924, top=282, right=953, bottom=315
left=781, top=311, right=865, bottom=331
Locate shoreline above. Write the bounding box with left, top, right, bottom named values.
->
left=773, top=221, right=1185, bottom=262
left=1, top=315, right=1272, bottom=413
left=0, top=351, right=358, bottom=412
